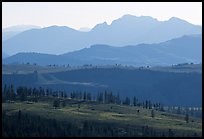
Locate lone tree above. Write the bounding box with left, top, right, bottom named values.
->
left=133, top=96, right=138, bottom=106
left=185, top=113, right=189, bottom=123
left=123, top=97, right=130, bottom=105
left=18, top=110, right=22, bottom=120
left=177, top=106, right=181, bottom=114
left=53, top=99, right=60, bottom=108
left=151, top=109, right=155, bottom=118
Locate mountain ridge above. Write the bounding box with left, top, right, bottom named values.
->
left=3, top=34, right=202, bottom=66
left=3, top=15, right=202, bottom=55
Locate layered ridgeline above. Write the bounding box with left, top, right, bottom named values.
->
left=2, top=15, right=201, bottom=55
left=2, top=52, right=9, bottom=59
left=2, top=25, right=41, bottom=57
left=2, top=64, right=202, bottom=107
left=3, top=34, right=202, bottom=66
left=2, top=25, right=41, bottom=41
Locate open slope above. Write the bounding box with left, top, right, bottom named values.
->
left=2, top=98, right=202, bottom=137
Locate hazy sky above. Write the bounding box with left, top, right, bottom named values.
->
left=2, top=2, right=202, bottom=30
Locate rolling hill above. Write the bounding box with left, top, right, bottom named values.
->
left=3, top=34, right=202, bottom=66
left=2, top=99, right=202, bottom=137
left=2, top=64, right=202, bottom=107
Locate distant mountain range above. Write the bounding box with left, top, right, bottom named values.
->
left=2, top=15, right=201, bottom=55
left=3, top=34, right=202, bottom=66
left=2, top=25, right=41, bottom=41
left=2, top=25, right=41, bottom=57
left=2, top=52, right=9, bottom=59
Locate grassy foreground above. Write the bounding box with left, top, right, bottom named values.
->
left=2, top=98, right=202, bottom=137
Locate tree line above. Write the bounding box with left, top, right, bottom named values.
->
left=2, top=84, right=165, bottom=112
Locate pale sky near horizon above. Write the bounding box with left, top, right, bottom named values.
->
left=2, top=2, right=202, bottom=30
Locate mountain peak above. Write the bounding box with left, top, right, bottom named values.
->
left=168, top=17, right=190, bottom=24
left=110, top=14, right=158, bottom=26
left=121, top=14, right=136, bottom=18
left=121, top=14, right=156, bottom=20
left=42, top=25, right=78, bottom=32
left=91, top=22, right=108, bottom=31
left=169, top=17, right=181, bottom=21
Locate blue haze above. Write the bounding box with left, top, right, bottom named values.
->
left=2, top=15, right=201, bottom=55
